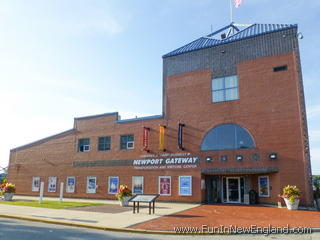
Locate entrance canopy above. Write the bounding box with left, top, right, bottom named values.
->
left=202, top=166, right=278, bottom=175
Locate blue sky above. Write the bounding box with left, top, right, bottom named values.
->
left=0, top=0, right=319, bottom=174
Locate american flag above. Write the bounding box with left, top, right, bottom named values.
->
left=235, top=0, right=242, bottom=8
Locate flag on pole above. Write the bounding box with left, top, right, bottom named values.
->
left=235, top=0, right=242, bottom=8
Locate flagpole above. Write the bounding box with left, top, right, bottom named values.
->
left=229, top=0, right=233, bottom=23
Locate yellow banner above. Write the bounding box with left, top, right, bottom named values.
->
left=159, top=125, right=165, bottom=151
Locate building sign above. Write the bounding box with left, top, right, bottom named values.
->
left=48, top=177, right=57, bottom=192
left=132, top=176, right=143, bottom=194
left=66, top=177, right=75, bottom=193
left=32, top=177, right=40, bottom=192
left=87, top=176, right=97, bottom=194
left=179, top=176, right=192, bottom=196
left=258, top=176, right=270, bottom=197
left=159, top=176, right=171, bottom=196
left=108, top=176, right=119, bottom=194
left=133, top=155, right=199, bottom=170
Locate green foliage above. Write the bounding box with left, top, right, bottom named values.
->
left=281, top=185, right=301, bottom=203
left=0, top=200, right=104, bottom=209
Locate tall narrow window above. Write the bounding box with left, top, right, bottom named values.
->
left=98, top=136, right=111, bottom=151
left=120, top=134, right=134, bottom=150
left=78, top=138, right=90, bottom=152
left=212, top=75, right=238, bottom=102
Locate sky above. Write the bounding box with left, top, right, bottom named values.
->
left=0, top=0, right=319, bottom=174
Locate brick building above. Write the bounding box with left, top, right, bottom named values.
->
left=8, top=23, right=313, bottom=206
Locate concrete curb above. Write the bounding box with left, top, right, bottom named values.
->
left=1, top=214, right=320, bottom=235
left=0, top=214, right=177, bottom=235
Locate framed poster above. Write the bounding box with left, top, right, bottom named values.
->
left=32, top=177, right=40, bottom=192
left=159, top=176, right=171, bottom=196
left=87, top=176, right=97, bottom=194
left=132, top=176, right=144, bottom=194
left=48, top=177, right=57, bottom=192
left=258, top=176, right=270, bottom=197
left=179, top=176, right=192, bottom=196
left=66, top=177, right=76, bottom=193
left=108, top=176, right=119, bottom=194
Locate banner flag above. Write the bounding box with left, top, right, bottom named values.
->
left=178, top=123, right=185, bottom=150
left=143, top=127, right=149, bottom=151
left=235, top=0, right=242, bottom=8
left=159, top=125, right=166, bottom=151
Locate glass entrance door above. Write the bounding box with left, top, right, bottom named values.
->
left=226, top=177, right=240, bottom=203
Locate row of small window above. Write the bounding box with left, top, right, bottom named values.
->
left=78, top=134, right=134, bottom=152
left=31, top=176, right=192, bottom=196
left=205, top=153, right=278, bottom=163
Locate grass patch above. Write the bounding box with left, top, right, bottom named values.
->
left=0, top=200, right=105, bottom=209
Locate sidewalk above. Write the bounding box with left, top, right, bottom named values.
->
left=0, top=195, right=199, bottom=231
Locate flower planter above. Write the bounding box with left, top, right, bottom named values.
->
left=284, top=197, right=300, bottom=210
left=4, top=193, right=14, bottom=201
left=119, top=196, right=131, bottom=207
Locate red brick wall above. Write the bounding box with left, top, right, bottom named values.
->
left=8, top=52, right=312, bottom=205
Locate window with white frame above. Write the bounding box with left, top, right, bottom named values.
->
left=120, top=134, right=134, bottom=150
left=258, top=176, right=270, bottom=197
left=78, top=138, right=90, bottom=152
left=212, top=75, right=239, bottom=103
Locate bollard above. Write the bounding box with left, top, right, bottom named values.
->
left=39, top=182, right=44, bottom=204
left=60, top=182, right=64, bottom=202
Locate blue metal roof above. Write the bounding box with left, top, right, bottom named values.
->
left=163, top=23, right=297, bottom=58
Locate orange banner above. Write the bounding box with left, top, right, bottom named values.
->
left=159, top=125, right=165, bottom=151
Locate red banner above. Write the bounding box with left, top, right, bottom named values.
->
left=143, top=127, right=149, bottom=151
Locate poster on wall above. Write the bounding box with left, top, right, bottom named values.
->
left=87, top=176, right=97, bottom=194
left=48, top=177, right=57, bottom=192
left=108, top=176, right=119, bottom=194
left=159, top=176, right=171, bottom=196
left=258, top=176, right=269, bottom=197
left=179, top=176, right=192, bottom=196
left=66, top=177, right=75, bottom=193
left=132, top=176, right=144, bottom=194
left=32, top=177, right=40, bottom=192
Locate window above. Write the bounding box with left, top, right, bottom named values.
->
left=66, top=177, right=76, bottom=193
left=273, top=65, right=287, bottom=72
left=78, top=138, right=90, bottom=152
left=132, top=176, right=144, bottom=194
left=159, top=176, right=171, bottom=196
left=120, top=134, right=134, bottom=150
left=108, top=176, right=119, bottom=194
left=86, top=176, right=97, bottom=194
left=201, top=123, right=255, bottom=151
left=212, top=75, right=238, bottom=102
left=179, top=176, right=192, bottom=196
left=48, top=177, right=57, bottom=192
left=258, top=176, right=270, bottom=197
left=32, top=177, right=40, bottom=192
left=98, top=136, right=111, bottom=151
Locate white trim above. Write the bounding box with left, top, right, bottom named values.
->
left=159, top=176, right=171, bottom=196
left=132, top=176, right=144, bottom=194
left=32, top=177, right=40, bottom=192
left=258, top=176, right=270, bottom=197
left=86, top=176, right=97, bottom=194
left=48, top=177, right=57, bottom=193
left=127, top=141, right=134, bottom=149
left=66, top=176, right=76, bottom=193
left=226, top=177, right=241, bottom=203
left=108, top=176, right=119, bottom=194
left=179, top=176, right=192, bottom=196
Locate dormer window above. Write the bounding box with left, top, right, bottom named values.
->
left=212, top=75, right=239, bottom=103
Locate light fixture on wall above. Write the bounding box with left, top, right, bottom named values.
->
left=269, top=153, right=278, bottom=160
left=236, top=155, right=243, bottom=162
left=205, top=156, right=212, bottom=162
